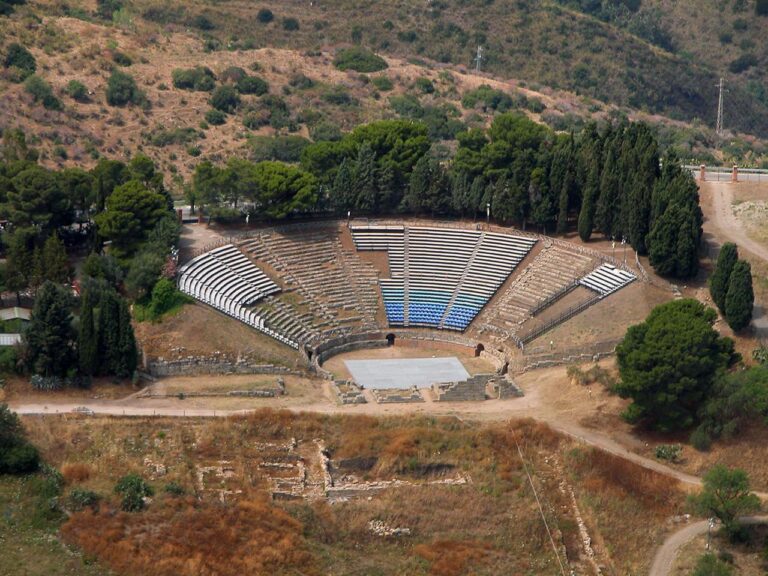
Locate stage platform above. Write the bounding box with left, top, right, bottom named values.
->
left=343, top=357, right=470, bottom=389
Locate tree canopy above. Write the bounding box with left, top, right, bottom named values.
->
left=688, top=465, right=760, bottom=538
left=615, top=299, right=737, bottom=431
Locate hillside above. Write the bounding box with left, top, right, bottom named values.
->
left=2, top=1, right=768, bottom=186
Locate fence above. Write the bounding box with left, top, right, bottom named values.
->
left=517, top=293, right=602, bottom=346
left=683, top=165, right=768, bottom=183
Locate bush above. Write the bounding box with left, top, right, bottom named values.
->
left=654, top=444, right=682, bottom=463
left=112, top=50, right=132, bottom=67
left=310, top=121, right=342, bottom=142
left=106, top=70, right=144, bottom=106
left=289, top=73, right=314, bottom=89
left=210, top=85, right=240, bottom=113
left=690, top=427, right=712, bottom=452
left=3, top=43, right=36, bottom=81
left=692, top=553, right=734, bottom=576
left=205, top=108, right=226, bottom=125
left=65, top=79, right=88, bottom=102
left=163, top=481, right=185, bottom=496
left=114, top=473, right=153, bottom=512
left=24, top=75, right=62, bottom=110
left=249, top=135, right=310, bottom=162
left=371, top=75, right=394, bottom=91
left=729, top=53, right=757, bottom=73
left=282, top=17, right=299, bottom=31
left=172, top=67, right=216, bottom=91
left=146, top=126, right=200, bottom=147
left=1, top=442, right=40, bottom=474
left=257, top=8, right=273, bottom=23
left=30, top=374, right=64, bottom=391
left=97, top=0, right=123, bottom=20
left=67, top=488, right=100, bottom=511
left=333, top=46, right=388, bottom=72
left=146, top=277, right=190, bottom=319
left=414, top=77, right=435, bottom=94
left=191, top=14, right=215, bottom=30
left=236, top=75, right=269, bottom=95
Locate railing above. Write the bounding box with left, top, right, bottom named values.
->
left=518, top=293, right=602, bottom=346
left=530, top=280, right=579, bottom=316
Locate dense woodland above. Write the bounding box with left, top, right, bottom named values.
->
left=193, top=114, right=703, bottom=278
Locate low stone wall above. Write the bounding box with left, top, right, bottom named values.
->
left=492, top=377, right=524, bottom=399
left=145, top=356, right=298, bottom=378
left=332, top=380, right=367, bottom=404
left=433, top=374, right=492, bottom=402
left=372, top=387, right=424, bottom=404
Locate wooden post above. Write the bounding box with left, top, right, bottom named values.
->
left=700, top=164, right=706, bottom=181
left=732, top=165, right=739, bottom=183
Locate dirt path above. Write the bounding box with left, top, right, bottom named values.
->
left=648, top=516, right=768, bottom=576
left=702, top=181, right=768, bottom=262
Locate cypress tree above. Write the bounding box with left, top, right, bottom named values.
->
left=97, top=289, right=121, bottom=376
left=24, top=282, right=75, bottom=377
left=404, top=155, right=431, bottom=213
left=450, top=172, right=470, bottom=216
left=377, top=163, right=398, bottom=212
left=116, top=297, right=138, bottom=378
left=725, top=260, right=754, bottom=331
left=578, top=159, right=600, bottom=242
left=710, top=242, right=738, bottom=312
left=331, top=158, right=354, bottom=212
left=78, top=288, right=99, bottom=377
left=42, top=233, right=70, bottom=284
left=468, top=176, right=485, bottom=219
left=29, top=247, right=44, bottom=294
left=353, top=142, right=377, bottom=212
left=595, top=141, right=620, bottom=238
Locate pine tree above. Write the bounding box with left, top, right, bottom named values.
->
left=710, top=243, right=738, bottom=312
left=78, top=288, right=99, bottom=377
left=468, top=176, right=485, bottom=219
left=97, top=289, right=121, bottom=376
left=377, top=163, right=398, bottom=212
left=24, top=282, right=75, bottom=377
left=353, top=142, right=377, bottom=212
left=42, top=233, right=70, bottom=284
left=725, top=260, right=754, bottom=331
left=451, top=172, right=470, bottom=216
left=116, top=297, right=138, bottom=378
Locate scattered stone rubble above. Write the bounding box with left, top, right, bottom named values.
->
left=367, top=520, right=411, bottom=537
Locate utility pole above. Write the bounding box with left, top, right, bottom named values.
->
left=716, top=77, right=725, bottom=137
left=474, top=45, right=483, bottom=73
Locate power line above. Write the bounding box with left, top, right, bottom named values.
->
left=513, top=435, right=568, bottom=576
left=716, top=77, right=726, bottom=137
left=474, top=45, right=483, bottom=73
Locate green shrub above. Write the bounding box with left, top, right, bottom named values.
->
left=114, top=473, right=153, bottom=512
left=333, top=46, right=388, bottom=72
left=372, top=75, right=394, bottom=91
left=415, top=77, right=435, bottom=94
left=191, top=14, right=215, bottom=30
left=163, top=481, right=185, bottom=496
left=282, top=17, right=299, bottom=31
left=68, top=488, right=100, bottom=511
left=210, top=85, right=240, bottom=113
left=172, top=67, right=216, bottom=91
left=692, top=553, right=734, bottom=576
left=248, top=135, right=310, bottom=162
left=257, top=8, right=273, bottom=23
left=322, top=86, right=357, bottom=106
left=288, top=72, right=314, bottom=89
left=205, top=108, right=226, bottom=125
left=186, top=145, right=201, bottom=157
left=24, top=75, right=62, bottom=110
left=690, top=427, right=712, bottom=452
left=309, top=121, right=342, bottom=142
left=112, top=50, right=132, bottom=66
left=65, top=79, right=88, bottom=102
left=236, top=75, right=269, bottom=95
left=147, top=278, right=190, bottom=319
left=3, top=43, right=36, bottom=81
left=97, top=0, right=123, bottom=20
left=106, top=70, right=144, bottom=106
left=729, top=53, right=757, bottom=73
left=654, top=444, right=682, bottom=462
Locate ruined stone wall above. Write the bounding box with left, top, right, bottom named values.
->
left=145, top=356, right=298, bottom=378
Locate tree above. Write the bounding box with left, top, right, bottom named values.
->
left=757, top=0, right=768, bottom=16
left=97, top=0, right=124, bottom=20
left=352, top=142, right=377, bottom=212
left=94, top=180, right=168, bottom=258
left=689, top=465, right=760, bottom=538
left=97, top=289, right=120, bottom=376
left=710, top=242, right=738, bottom=312
left=8, top=165, right=72, bottom=231
left=23, top=282, right=76, bottom=378
left=210, top=85, right=241, bottom=113
left=116, top=296, right=137, bottom=378
left=106, top=70, right=142, bottom=106
left=692, top=553, right=734, bottom=576
left=724, top=259, right=754, bottom=331
left=42, top=233, right=70, bottom=284
left=78, top=287, right=99, bottom=377
left=0, top=403, right=39, bottom=474
left=4, top=230, right=32, bottom=301
left=615, top=299, right=737, bottom=431
left=331, top=158, right=355, bottom=212
left=124, top=251, right=164, bottom=300
left=251, top=161, right=318, bottom=219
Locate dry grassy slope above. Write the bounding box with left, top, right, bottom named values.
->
left=0, top=7, right=725, bottom=188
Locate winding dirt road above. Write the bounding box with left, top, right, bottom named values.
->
left=702, top=181, right=768, bottom=262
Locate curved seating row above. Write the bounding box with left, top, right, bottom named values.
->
left=580, top=264, right=636, bottom=296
